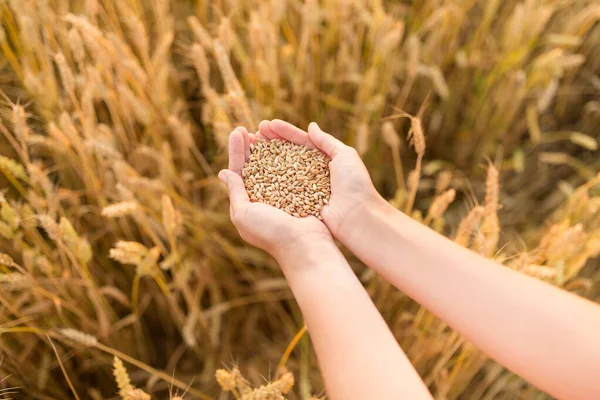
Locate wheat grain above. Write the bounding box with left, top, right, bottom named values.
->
left=113, top=356, right=134, bottom=399
left=522, top=264, right=561, bottom=282
left=0, top=155, right=28, bottom=180
left=48, top=122, right=71, bottom=148
left=382, top=121, right=400, bottom=149
left=65, top=14, right=102, bottom=39
left=162, top=195, right=182, bottom=238
left=12, top=104, right=30, bottom=142
left=213, top=40, right=245, bottom=98
left=68, top=28, right=86, bottom=65
left=484, top=164, right=499, bottom=217
left=58, top=112, right=79, bottom=140
left=167, top=115, right=194, bottom=150
left=152, top=30, right=174, bottom=66
left=408, top=117, right=426, bottom=156
left=436, top=171, right=453, bottom=194
left=135, top=246, right=160, bottom=276
left=58, top=217, right=79, bottom=250
left=1, top=200, right=20, bottom=230
left=218, top=18, right=234, bottom=53
left=59, top=328, right=98, bottom=346
left=127, top=389, right=151, bottom=400
left=242, top=139, right=331, bottom=219
left=0, top=272, right=30, bottom=289
left=84, top=139, right=123, bottom=160
left=270, top=371, right=294, bottom=394
left=454, top=206, right=485, bottom=247
left=102, top=201, right=139, bottom=218
left=117, top=84, right=151, bottom=125
left=0, top=221, right=14, bottom=239
left=480, top=164, right=501, bottom=257
left=216, top=369, right=237, bottom=391
left=124, top=13, right=149, bottom=61
left=241, top=387, right=285, bottom=400
left=0, top=253, right=19, bottom=268
left=426, top=189, right=456, bottom=222
left=191, top=43, right=210, bottom=84
left=231, top=367, right=251, bottom=394
left=109, top=241, right=149, bottom=265
left=38, top=215, right=60, bottom=241
left=24, top=68, right=44, bottom=98
left=54, top=52, right=75, bottom=95
left=187, top=16, right=214, bottom=50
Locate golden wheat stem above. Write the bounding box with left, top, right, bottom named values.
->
left=404, top=154, right=422, bottom=214
left=447, top=347, right=468, bottom=386
left=0, top=165, right=28, bottom=197
left=46, top=334, right=82, bottom=400
left=391, top=150, right=405, bottom=192
left=0, top=34, right=23, bottom=80
left=0, top=327, right=44, bottom=334
left=424, top=333, right=464, bottom=386
left=131, top=274, right=141, bottom=315
left=277, top=324, right=308, bottom=372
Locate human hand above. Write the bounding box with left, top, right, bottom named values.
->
left=218, top=127, right=333, bottom=261
left=256, top=119, right=385, bottom=240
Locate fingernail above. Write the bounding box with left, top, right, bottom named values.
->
left=218, top=171, right=227, bottom=184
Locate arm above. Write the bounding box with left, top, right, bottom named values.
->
left=340, top=199, right=600, bottom=400
left=271, top=120, right=600, bottom=400
left=220, top=127, right=432, bottom=400
left=273, top=238, right=432, bottom=400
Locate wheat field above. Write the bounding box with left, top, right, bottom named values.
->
left=0, top=0, right=599, bottom=399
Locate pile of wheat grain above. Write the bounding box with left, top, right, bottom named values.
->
left=242, top=139, right=331, bottom=219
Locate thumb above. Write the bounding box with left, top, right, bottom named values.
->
left=308, top=122, right=347, bottom=158
left=219, top=170, right=249, bottom=208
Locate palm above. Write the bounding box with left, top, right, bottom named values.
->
left=235, top=201, right=329, bottom=253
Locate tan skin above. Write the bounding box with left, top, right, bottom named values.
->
left=219, top=120, right=600, bottom=400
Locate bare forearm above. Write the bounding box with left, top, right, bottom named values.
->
left=340, top=200, right=600, bottom=400
left=275, top=240, right=432, bottom=400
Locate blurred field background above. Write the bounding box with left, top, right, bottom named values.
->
left=0, top=0, right=599, bottom=399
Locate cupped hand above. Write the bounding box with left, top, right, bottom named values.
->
left=219, top=127, right=332, bottom=260
left=256, top=119, right=384, bottom=239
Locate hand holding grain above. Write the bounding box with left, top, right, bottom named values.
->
left=219, top=127, right=331, bottom=259
left=258, top=120, right=384, bottom=239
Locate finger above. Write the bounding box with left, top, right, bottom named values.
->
left=248, top=132, right=258, bottom=145
left=235, top=126, right=251, bottom=160
left=228, top=130, right=246, bottom=174
left=218, top=169, right=249, bottom=208
left=258, top=120, right=278, bottom=140
left=308, top=122, right=347, bottom=158
left=255, top=131, right=267, bottom=141
left=270, top=119, right=315, bottom=148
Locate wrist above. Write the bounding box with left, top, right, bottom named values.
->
left=336, top=193, right=393, bottom=244
left=272, top=234, right=344, bottom=273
